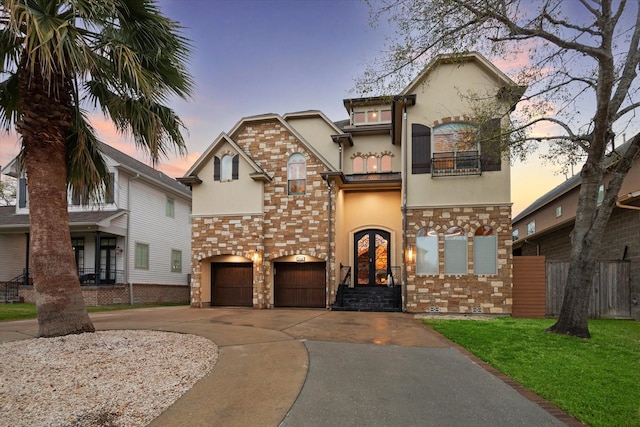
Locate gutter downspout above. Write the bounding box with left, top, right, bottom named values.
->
left=326, top=178, right=333, bottom=309
left=401, top=99, right=408, bottom=312
left=616, top=201, right=640, bottom=211
left=126, top=173, right=141, bottom=305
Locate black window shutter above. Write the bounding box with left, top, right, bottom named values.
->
left=232, top=155, right=239, bottom=180
left=213, top=157, right=220, bottom=181
left=412, top=124, right=431, bottom=174
left=481, top=118, right=502, bottom=171
left=106, top=173, right=115, bottom=203
left=18, top=178, right=26, bottom=208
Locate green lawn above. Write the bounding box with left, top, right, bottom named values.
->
left=423, top=317, right=640, bottom=427
left=0, top=302, right=187, bottom=322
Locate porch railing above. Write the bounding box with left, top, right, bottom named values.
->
left=78, top=268, right=124, bottom=285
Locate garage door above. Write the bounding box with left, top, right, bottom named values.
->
left=274, top=262, right=326, bottom=308
left=211, top=262, right=253, bottom=307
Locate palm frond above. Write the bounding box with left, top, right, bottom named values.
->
left=66, top=108, right=110, bottom=201
left=0, top=72, right=19, bottom=131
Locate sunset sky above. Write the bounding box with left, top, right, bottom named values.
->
left=0, top=0, right=570, bottom=216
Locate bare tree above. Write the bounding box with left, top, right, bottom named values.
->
left=0, top=173, right=16, bottom=206
left=360, top=0, right=640, bottom=338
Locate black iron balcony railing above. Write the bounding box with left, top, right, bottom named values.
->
left=432, top=154, right=482, bottom=177
left=78, top=268, right=124, bottom=285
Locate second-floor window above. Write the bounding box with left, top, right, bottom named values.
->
left=433, top=123, right=480, bottom=176
left=527, top=220, right=536, bottom=235
left=166, top=198, right=175, bottom=218
left=214, top=154, right=239, bottom=181
left=287, top=153, right=306, bottom=195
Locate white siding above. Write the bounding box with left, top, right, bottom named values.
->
left=0, top=234, right=27, bottom=281
left=127, top=179, right=191, bottom=286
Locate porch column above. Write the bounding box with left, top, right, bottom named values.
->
left=94, top=231, right=101, bottom=284
left=24, top=233, right=30, bottom=285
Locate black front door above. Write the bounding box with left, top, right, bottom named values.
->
left=354, top=229, right=390, bottom=286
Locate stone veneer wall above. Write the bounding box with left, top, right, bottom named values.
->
left=190, top=120, right=335, bottom=308
left=405, top=205, right=512, bottom=314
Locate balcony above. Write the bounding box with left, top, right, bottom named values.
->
left=432, top=153, right=482, bottom=177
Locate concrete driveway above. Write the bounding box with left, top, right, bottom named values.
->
left=0, top=306, right=580, bottom=426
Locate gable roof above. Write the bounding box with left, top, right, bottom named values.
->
left=182, top=113, right=337, bottom=181
left=1, top=142, right=191, bottom=199
left=513, top=139, right=638, bottom=223
left=181, top=132, right=271, bottom=182
left=401, top=52, right=519, bottom=96
left=98, top=143, right=191, bottom=199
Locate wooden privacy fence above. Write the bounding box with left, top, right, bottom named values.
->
left=512, top=256, right=546, bottom=318
left=546, top=260, right=631, bottom=319
left=512, top=257, right=631, bottom=319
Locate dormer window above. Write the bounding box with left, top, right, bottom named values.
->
left=352, top=108, right=392, bottom=126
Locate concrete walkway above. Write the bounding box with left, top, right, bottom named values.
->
left=0, top=307, right=581, bottom=426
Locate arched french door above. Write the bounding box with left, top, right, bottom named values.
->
left=354, top=229, right=390, bottom=286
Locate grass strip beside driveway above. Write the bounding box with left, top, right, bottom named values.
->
left=0, top=303, right=187, bottom=322
left=423, top=317, right=640, bottom=427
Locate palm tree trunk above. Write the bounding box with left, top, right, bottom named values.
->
left=18, top=55, right=94, bottom=337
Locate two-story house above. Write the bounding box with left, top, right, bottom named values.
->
left=181, top=52, right=520, bottom=314
left=0, top=142, right=192, bottom=306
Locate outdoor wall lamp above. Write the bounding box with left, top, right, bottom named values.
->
left=115, top=246, right=123, bottom=255
left=251, top=251, right=262, bottom=264
left=405, top=246, right=414, bottom=264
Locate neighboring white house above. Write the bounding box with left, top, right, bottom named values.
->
left=0, top=142, right=192, bottom=305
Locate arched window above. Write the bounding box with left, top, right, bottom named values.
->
left=353, top=157, right=364, bottom=173
left=367, top=155, right=378, bottom=172
left=381, top=155, right=392, bottom=172
left=474, top=225, right=497, bottom=275
left=444, top=226, right=467, bottom=275
left=221, top=154, right=233, bottom=181
left=288, top=153, right=306, bottom=195
left=416, top=227, right=438, bottom=275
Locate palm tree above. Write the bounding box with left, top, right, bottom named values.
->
left=0, top=0, right=192, bottom=337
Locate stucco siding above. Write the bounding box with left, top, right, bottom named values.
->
left=284, top=116, right=341, bottom=170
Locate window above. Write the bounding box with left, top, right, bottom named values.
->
left=166, top=198, right=175, bottom=218
left=214, top=154, right=239, bottom=181
left=597, top=184, right=605, bottom=205
left=367, top=155, right=378, bottom=173
left=380, top=155, right=392, bottom=172
left=527, top=220, right=535, bottom=235
left=221, top=154, right=233, bottom=181
left=353, top=157, right=364, bottom=173
left=416, top=227, right=438, bottom=275
left=433, top=123, right=480, bottom=175
left=287, top=153, right=306, bottom=195
left=444, top=226, right=467, bottom=275
left=556, top=206, right=562, bottom=217
left=171, top=249, right=182, bottom=272
left=512, top=229, right=519, bottom=241
left=135, top=243, right=149, bottom=269
left=352, top=108, right=391, bottom=125
left=474, top=226, right=497, bottom=275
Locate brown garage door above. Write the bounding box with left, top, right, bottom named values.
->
left=274, top=262, right=326, bottom=308
left=211, top=262, right=253, bottom=307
